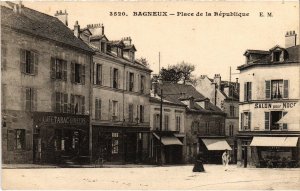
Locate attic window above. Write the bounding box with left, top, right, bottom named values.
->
left=101, top=42, right=106, bottom=53
left=117, top=48, right=123, bottom=57
left=273, top=51, right=281, bottom=62
left=129, top=51, right=135, bottom=62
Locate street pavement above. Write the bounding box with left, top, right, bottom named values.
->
left=2, top=164, right=300, bottom=190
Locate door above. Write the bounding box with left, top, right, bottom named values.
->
left=243, top=146, right=248, bottom=168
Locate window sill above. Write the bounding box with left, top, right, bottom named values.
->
left=21, top=72, right=35, bottom=76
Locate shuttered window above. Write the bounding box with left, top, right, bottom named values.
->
left=95, top=98, right=102, bottom=120
left=265, top=112, right=270, bottom=130
left=282, top=112, right=288, bottom=130
left=113, top=68, right=119, bottom=89
left=240, top=113, right=244, bottom=131
left=265, top=80, right=271, bottom=99
left=71, top=63, right=85, bottom=84
left=140, top=105, right=144, bottom=123
left=20, top=49, right=38, bottom=75
left=140, top=75, right=145, bottom=93
left=241, top=112, right=251, bottom=131
left=244, top=82, right=252, bottom=101
left=129, top=72, right=134, bottom=91
left=283, top=80, right=289, bottom=98
left=94, top=63, right=102, bottom=85
left=55, top=92, right=68, bottom=113
left=128, top=104, right=134, bottom=122
left=176, top=116, right=181, bottom=132
left=15, top=129, right=25, bottom=150
left=25, top=88, right=37, bottom=111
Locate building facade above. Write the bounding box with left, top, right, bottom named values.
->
left=237, top=31, right=300, bottom=168
left=74, top=23, right=152, bottom=164
left=1, top=3, right=94, bottom=164
left=195, top=74, right=239, bottom=163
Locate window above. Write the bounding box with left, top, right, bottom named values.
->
left=164, top=115, right=169, bottom=131
left=20, top=49, right=38, bottom=75
left=140, top=75, right=145, bottom=93
left=244, top=82, right=252, bottom=102
left=51, top=58, right=67, bottom=80
left=55, top=92, right=68, bottom=113
left=95, top=98, right=102, bottom=120
left=229, top=125, right=234, bottom=136
left=129, top=51, right=135, bottom=62
left=265, top=111, right=288, bottom=131
left=71, top=63, right=85, bottom=84
left=140, top=105, right=144, bottom=123
left=153, top=114, right=160, bottom=130
left=230, top=105, right=235, bottom=117
left=205, top=122, right=210, bottom=134
left=25, top=88, right=37, bottom=111
left=273, top=51, right=281, bottom=62
left=16, top=129, right=25, bottom=150
left=70, top=94, right=85, bottom=114
left=111, top=133, right=119, bottom=154
left=129, top=72, right=134, bottom=91
left=113, top=68, right=119, bottom=89
left=100, top=42, right=106, bottom=53
left=94, top=63, right=102, bottom=85
left=112, top=101, right=118, bottom=120
left=117, top=48, right=123, bottom=57
left=176, top=116, right=181, bottom=132
left=128, top=104, right=134, bottom=122
left=266, top=80, right=288, bottom=99
left=241, top=112, right=251, bottom=131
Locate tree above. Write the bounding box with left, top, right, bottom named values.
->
left=159, top=61, right=196, bottom=84
left=137, top=57, right=150, bottom=68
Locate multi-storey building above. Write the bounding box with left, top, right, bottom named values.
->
left=153, top=81, right=229, bottom=163
left=1, top=2, right=94, bottom=164
left=195, top=74, right=239, bottom=163
left=74, top=23, right=152, bottom=164
left=237, top=31, right=300, bottom=168
left=149, top=79, right=186, bottom=164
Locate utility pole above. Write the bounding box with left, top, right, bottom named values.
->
left=159, top=52, right=161, bottom=74
left=159, top=89, right=163, bottom=166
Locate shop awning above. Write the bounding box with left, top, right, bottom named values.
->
left=277, top=103, right=300, bottom=124
left=153, top=133, right=183, bottom=146
left=250, top=137, right=298, bottom=147
left=201, top=139, right=232, bottom=151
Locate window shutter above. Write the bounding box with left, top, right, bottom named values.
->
left=282, top=112, right=288, bottom=130
left=117, top=70, right=120, bottom=89
left=264, top=112, right=270, bottom=130
left=63, top=94, right=68, bottom=113
left=71, top=62, right=75, bottom=83
left=51, top=92, right=56, bottom=112
left=25, top=88, right=31, bottom=111
left=7, top=130, right=15, bottom=151
left=29, top=52, right=34, bottom=74
left=244, top=83, right=247, bottom=102
left=63, top=61, right=67, bottom=81
left=108, top=99, right=111, bottom=120
left=283, top=80, right=289, bottom=98
left=137, top=74, right=140, bottom=92
left=119, top=102, right=121, bottom=121
left=55, top=92, right=61, bottom=113
left=248, top=82, right=252, bottom=101
left=20, top=49, right=26, bottom=73
left=93, top=63, right=97, bottom=85
left=81, top=65, right=86, bottom=85
left=70, top=94, right=75, bottom=114
left=126, top=71, right=129, bottom=91
left=240, top=113, right=244, bottom=130
left=50, top=58, right=56, bottom=79
left=248, top=112, right=251, bottom=130
left=110, top=67, right=113, bottom=88
left=32, top=89, right=37, bottom=111
left=26, top=130, right=32, bottom=151
left=33, top=52, right=38, bottom=75
left=153, top=114, right=157, bottom=129
left=95, top=99, right=99, bottom=119
left=265, top=80, right=271, bottom=99
left=81, top=96, right=85, bottom=114
left=99, top=99, right=102, bottom=120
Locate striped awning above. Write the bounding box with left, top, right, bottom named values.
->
left=201, top=139, right=232, bottom=151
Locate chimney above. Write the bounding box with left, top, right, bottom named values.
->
left=213, top=74, right=221, bottom=90
left=189, top=96, right=195, bottom=109
left=87, top=23, right=104, bottom=36
left=55, top=10, right=68, bottom=26
left=122, top=37, right=132, bottom=46
left=13, top=1, right=23, bottom=13
left=285, top=31, right=297, bottom=48
left=74, top=21, right=80, bottom=38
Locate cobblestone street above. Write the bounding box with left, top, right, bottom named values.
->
left=2, top=165, right=300, bottom=190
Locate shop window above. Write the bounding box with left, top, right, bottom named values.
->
left=20, top=49, right=38, bottom=75
left=71, top=62, right=85, bottom=84
left=244, top=82, right=252, bottom=102
left=140, top=75, right=145, bottom=93
left=265, top=111, right=288, bottom=131
left=94, top=63, right=102, bottom=85
left=95, top=98, right=102, bottom=120
left=241, top=112, right=251, bottom=131
left=51, top=58, right=67, bottom=81
left=16, top=129, right=25, bottom=150
left=129, top=72, right=134, bottom=91
left=140, top=105, right=144, bottom=123
left=111, top=133, right=119, bottom=154
left=176, top=115, right=181, bottom=132
left=164, top=115, right=169, bottom=131
left=25, top=87, right=37, bottom=111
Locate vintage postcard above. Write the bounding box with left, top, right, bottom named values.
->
left=1, top=0, right=299, bottom=190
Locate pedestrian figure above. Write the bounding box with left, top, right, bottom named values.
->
left=193, top=152, right=205, bottom=172
left=222, top=149, right=231, bottom=171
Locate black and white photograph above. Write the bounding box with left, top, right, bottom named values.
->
left=1, top=0, right=299, bottom=190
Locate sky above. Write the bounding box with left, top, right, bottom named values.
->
left=23, top=1, right=299, bottom=82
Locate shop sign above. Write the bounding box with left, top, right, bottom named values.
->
left=254, top=102, right=297, bottom=110
left=34, top=113, right=89, bottom=126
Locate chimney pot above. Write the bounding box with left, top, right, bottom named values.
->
left=285, top=30, right=297, bottom=48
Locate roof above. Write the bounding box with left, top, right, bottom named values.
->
left=157, top=82, right=224, bottom=115
left=1, top=3, right=93, bottom=53
left=244, top=49, right=270, bottom=56
left=238, top=45, right=300, bottom=70
left=123, top=45, right=137, bottom=51
left=90, top=34, right=108, bottom=41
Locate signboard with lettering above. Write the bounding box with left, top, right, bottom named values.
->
left=254, top=102, right=297, bottom=110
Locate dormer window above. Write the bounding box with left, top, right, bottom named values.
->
left=273, top=51, right=281, bottom=62
left=117, top=48, right=123, bottom=57
left=129, top=51, right=135, bottom=62
left=100, top=41, right=106, bottom=53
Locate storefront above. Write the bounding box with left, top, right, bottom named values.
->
left=92, top=126, right=150, bottom=164
left=33, top=112, right=90, bottom=164
left=198, top=137, right=232, bottom=164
